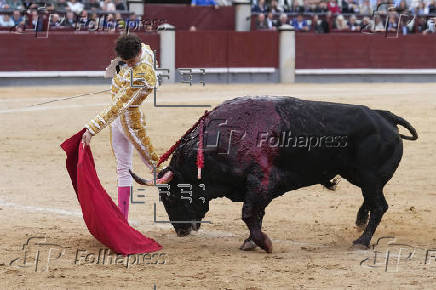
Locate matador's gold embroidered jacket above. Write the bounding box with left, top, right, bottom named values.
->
left=85, top=43, right=160, bottom=169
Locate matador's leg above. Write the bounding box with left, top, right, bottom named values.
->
left=111, top=117, right=134, bottom=220
left=120, top=109, right=161, bottom=174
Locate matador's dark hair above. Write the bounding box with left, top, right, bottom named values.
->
left=115, top=34, right=142, bottom=60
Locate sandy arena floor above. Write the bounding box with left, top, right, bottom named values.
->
left=0, top=83, right=435, bottom=289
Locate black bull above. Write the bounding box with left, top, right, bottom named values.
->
left=131, top=96, right=418, bottom=253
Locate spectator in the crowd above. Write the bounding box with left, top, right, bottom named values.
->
left=84, top=0, right=100, bottom=10
left=0, top=13, right=15, bottom=26
left=12, top=9, right=23, bottom=25
left=79, top=9, right=88, bottom=25
left=313, top=14, right=330, bottom=33
left=318, top=1, right=328, bottom=12
left=256, top=13, right=268, bottom=30
left=412, top=2, right=428, bottom=14
left=55, top=0, right=68, bottom=10
left=335, top=14, right=348, bottom=30
left=271, top=0, right=283, bottom=12
left=387, top=13, right=398, bottom=32
left=50, top=13, right=62, bottom=27
left=252, top=0, right=268, bottom=13
left=292, top=14, right=310, bottom=31
left=101, top=0, right=116, bottom=11
left=396, top=0, right=408, bottom=12
left=114, top=13, right=125, bottom=29
left=360, top=16, right=374, bottom=32
left=101, top=13, right=115, bottom=30
left=191, top=0, right=217, bottom=6
left=327, top=0, right=340, bottom=14
left=127, top=12, right=139, bottom=29
left=67, top=0, right=84, bottom=14
left=63, top=10, right=75, bottom=27
left=423, top=17, right=435, bottom=35
left=342, top=0, right=358, bottom=13
left=429, top=0, right=436, bottom=13
left=348, top=14, right=361, bottom=31
left=266, top=11, right=277, bottom=29
left=373, top=15, right=385, bottom=31
left=359, top=0, right=372, bottom=15
left=114, top=0, right=125, bottom=10
left=6, top=0, right=23, bottom=10
left=279, top=12, right=288, bottom=26
left=30, top=9, right=39, bottom=28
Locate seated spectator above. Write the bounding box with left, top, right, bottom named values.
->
left=266, top=11, right=278, bottom=29
left=114, top=13, right=125, bottom=29
left=396, top=0, right=408, bottom=12
left=348, top=14, right=360, bottom=31
left=312, top=14, right=330, bottom=33
left=279, top=13, right=288, bottom=26
left=63, top=10, right=76, bottom=27
left=191, top=0, right=217, bottom=6
left=291, top=0, right=305, bottom=12
left=318, top=1, right=328, bottom=12
left=412, top=2, right=428, bottom=15
left=342, top=0, right=358, bottom=13
left=56, top=0, right=68, bottom=10
left=327, top=0, right=340, bottom=14
left=101, top=0, right=116, bottom=11
left=79, top=9, right=88, bottom=25
left=115, top=0, right=125, bottom=10
left=387, top=13, right=398, bottom=32
left=6, top=0, right=23, bottom=10
left=67, top=0, right=84, bottom=14
left=252, top=0, right=268, bottom=13
left=292, top=14, right=310, bottom=31
left=359, top=0, right=372, bottom=15
left=271, top=0, right=283, bottom=12
left=256, top=13, right=268, bottom=30
left=373, top=15, right=384, bottom=31
left=127, top=12, right=139, bottom=29
left=85, top=0, right=100, bottom=10
left=335, top=14, right=348, bottom=30
left=423, top=17, right=435, bottom=35
left=50, top=13, right=62, bottom=27
left=0, top=13, right=15, bottom=26
left=360, top=16, right=375, bottom=32
left=429, top=0, right=436, bottom=14
left=12, top=9, right=23, bottom=26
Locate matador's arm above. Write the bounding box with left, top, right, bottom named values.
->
left=84, top=63, right=156, bottom=135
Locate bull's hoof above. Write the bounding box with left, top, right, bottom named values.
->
left=351, top=243, right=370, bottom=250
left=352, top=238, right=370, bottom=249
left=262, top=233, right=273, bottom=254
left=240, top=239, right=257, bottom=251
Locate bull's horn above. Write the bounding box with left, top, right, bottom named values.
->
left=129, top=169, right=174, bottom=186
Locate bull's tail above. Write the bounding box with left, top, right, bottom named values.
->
left=375, top=110, right=418, bottom=141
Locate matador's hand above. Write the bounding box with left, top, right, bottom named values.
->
left=82, top=129, right=93, bottom=146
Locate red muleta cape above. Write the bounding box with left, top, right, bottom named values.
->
left=60, top=129, right=162, bottom=255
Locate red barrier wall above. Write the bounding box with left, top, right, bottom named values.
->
left=296, top=33, right=436, bottom=69
left=1, top=32, right=435, bottom=71
left=176, top=31, right=279, bottom=68
left=143, top=4, right=235, bottom=31
left=0, top=32, right=159, bottom=71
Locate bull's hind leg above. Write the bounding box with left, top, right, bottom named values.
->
left=353, top=183, right=388, bottom=247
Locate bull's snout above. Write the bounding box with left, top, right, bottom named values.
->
left=175, top=222, right=201, bottom=236
left=176, top=226, right=192, bottom=237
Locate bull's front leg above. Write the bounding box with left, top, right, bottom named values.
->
left=240, top=208, right=265, bottom=251
left=241, top=202, right=272, bottom=253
